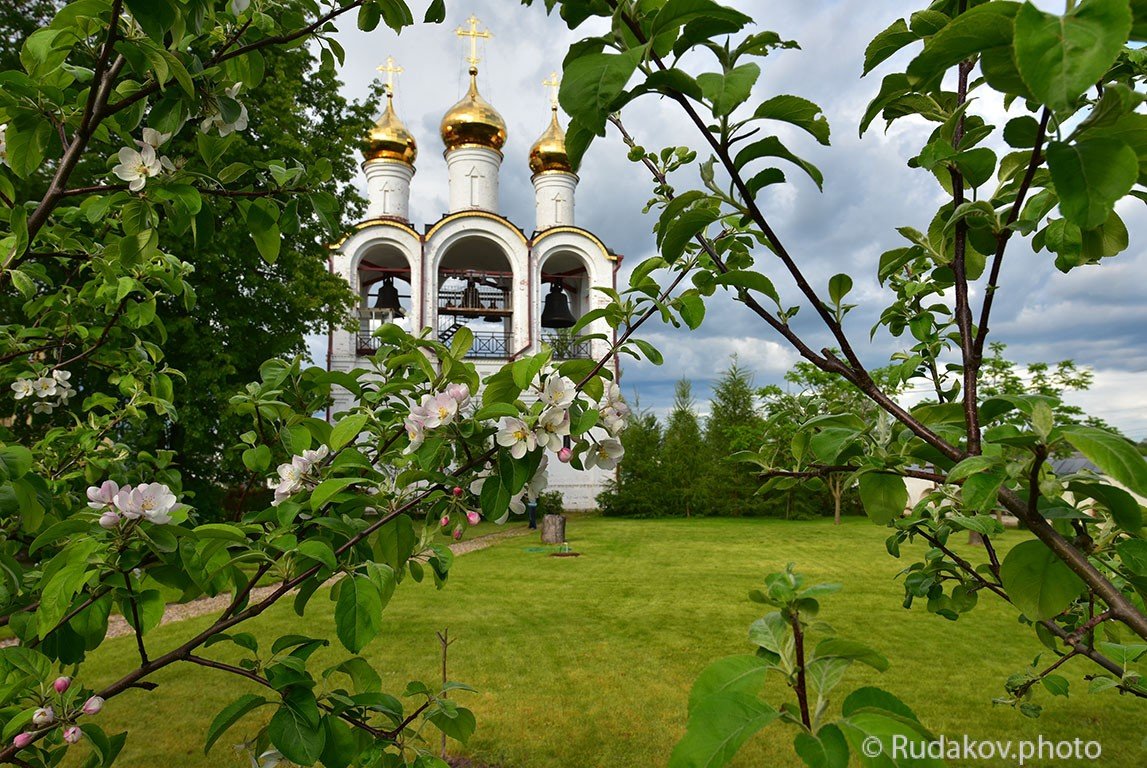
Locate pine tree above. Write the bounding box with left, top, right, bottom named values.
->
left=662, top=379, right=708, bottom=516
left=702, top=358, right=766, bottom=515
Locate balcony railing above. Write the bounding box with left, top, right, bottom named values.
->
left=541, top=332, right=592, bottom=360
left=467, top=332, right=511, bottom=358
left=437, top=285, right=510, bottom=320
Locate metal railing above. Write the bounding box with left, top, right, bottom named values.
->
left=541, top=332, right=592, bottom=360
left=467, top=332, right=511, bottom=358
left=437, top=286, right=510, bottom=319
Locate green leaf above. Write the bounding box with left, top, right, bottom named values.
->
left=813, top=638, right=889, bottom=672
left=857, top=473, right=907, bottom=524
left=1013, top=0, right=1132, bottom=112
left=677, top=291, right=706, bottom=330
left=1061, top=425, right=1147, bottom=496
left=905, top=2, right=1020, bottom=87
left=310, top=477, right=360, bottom=511
left=669, top=692, right=779, bottom=768
left=1046, top=139, right=1138, bottom=230
left=793, top=724, right=849, bottom=768
left=424, top=0, right=446, bottom=23
left=632, top=338, right=663, bottom=365
left=661, top=207, right=721, bottom=262
left=246, top=199, right=281, bottom=263
left=697, top=63, right=760, bottom=117
left=297, top=539, right=338, bottom=571
left=734, top=136, right=823, bottom=190
left=560, top=49, right=643, bottom=133
left=1000, top=540, right=1086, bottom=620
left=4, top=113, right=52, bottom=179
left=428, top=706, right=477, bottom=744
left=268, top=689, right=325, bottom=765
left=687, top=655, right=769, bottom=713
left=329, top=413, right=367, bottom=452
left=863, top=18, right=919, bottom=76
left=827, top=273, right=852, bottom=305
left=1071, top=482, right=1143, bottom=532
left=752, top=95, right=830, bottom=145
left=961, top=471, right=1005, bottom=513
left=713, top=270, right=780, bottom=304
left=204, top=694, right=269, bottom=754
left=1117, top=538, right=1147, bottom=576
left=650, top=0, right=752, bottom=38
left=947, top=514, right=1005, bottom=535
left=333, top=575, right=382, bottom=653
left=1042, top=674, right=1070, bottom=697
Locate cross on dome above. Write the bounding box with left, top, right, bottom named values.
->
left=377, top=56, right=404, bottom=96
left=456, top=14, right=492, bottom=69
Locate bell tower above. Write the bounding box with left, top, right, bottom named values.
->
left=530, top=73, right=577, bottom=231
left=362, top=57, right=416, bottom=221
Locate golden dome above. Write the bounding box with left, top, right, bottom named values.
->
left=365, top=91, right=417, bottom=165
left=529, top=106, right=572, bottom=174
left=440, top=67, right=507, bottom=152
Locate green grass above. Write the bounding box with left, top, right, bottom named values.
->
left=77, top=517, right=1143, bottom=767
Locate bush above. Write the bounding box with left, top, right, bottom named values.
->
left=536, top=490, right=565, bottom=516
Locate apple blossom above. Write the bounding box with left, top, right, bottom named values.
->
left=584, top=438, right=624, bottom=471
left=300, top=444, right=329, bottom=468
left=534, top=406, right=570, bottom=452
left=82, top=696, right=104, bottom=715
left=98, top=510, right=120, bottom=529
left=558, top=446, right=573, bottom=463
left=112, top=145, right=162, bottom=192
left=421, top=392, right=458, bottom=428
left=541, top=375, right=576, bottom=409
left=466, top=511, right=480, bottom=525
left=200, top=82, right=249, bottom=136
left=496, top=417, right=536, bottom=459
left=452, top=485, right=463, bottom=497
left=138, top=128, right=172, bottom=151
left=268, top=460, right=306, bottom=506
left=446, top=383, right=471, bottom=408
left=87, top=480, right=121, bottom=509
left=63, top=726, right=81, bottom=744
left=10, top=377, right=34, bottom=399
left=12, top=733, right=32, bottom=749
left=32, top=400, right=55, bottom=415
left=113, top=482, right=178, bottom=524
left=231, top=0, right=251, bottom=15
left=452, top=525, right=464, bottom=541
left=31, top=376, right=58, bottom=398
left=527, top=455, right=550, bottom=500
left=53, top=676, right=71, bottom=694
left=32, top=707, right=54, bottom=726
left=403, top=417, right=425, bottom=454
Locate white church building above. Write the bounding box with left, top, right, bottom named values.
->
left=327, top=25, right=620, bottom=509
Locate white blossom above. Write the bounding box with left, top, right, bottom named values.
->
left=113, top=482, right=178, bottom=524
left=139, top=128, right=172, bottom=151
left=527, top=454, right=549, bottom=500
left=541, top=375, right=576, bottom=409
left=496, top=417, right=536, bottom=459
left=403, top=417, right=425, bottom=454
left=600, top=403, right=629, bottom=436
left=230, top=0, right=251, bottom=15
left=10, top=378, right=34, bottom=400
left=87, top=480, right=121, bottom=509
left=421, top=392, right=458, bottom=429
left=534, top=406, right=570, bottom=452
left=268, top=460, right=306, bottom=506
left=98, top=510, right=120, bottom=529
left=200, top=82, right=249, bottom=137
left=446, top=382, right=471, bottom=409
left=32, top=707, right=54, bottom=726
left=31, top=376, right=57, bottom=398
left=32, top=400, right=55, bottom=415
left=300, top=444, right=329, bottom=468
left=584, top=438, right=624, bottom=471
left=112, top=145, right=162, bottom=192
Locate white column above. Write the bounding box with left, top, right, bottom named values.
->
left=446, top=146, right=502, bottom=212
left=533, top=171, right=577, bottom=230
left=363, top=159, right=414, bottom=220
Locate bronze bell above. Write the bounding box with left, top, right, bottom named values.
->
left=372, top=276, right=405, bottom=318
left=541, top=282, right=576, bottom=328
left=461, top=279, right=481, bottom=310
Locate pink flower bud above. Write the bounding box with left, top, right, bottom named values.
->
left=32, top=706, right=54, bottom=726
left=53, top=676, right=71, bottom=694
left=466, top=511, right=480, bottom=526
left=440, top=515, right=450, bottom=528
left=98, top=510, right=119, bottom=529
left=63, top=726, right=81, bottom=744
left=13, top=732, right=33, bottom=749
left=452, top=525, right=463, bottom=541
left=81, top=696, right=104, bottom=715
left=452, top=486, right=463, bottom=497
left=558, top=446, right=573, bottom=463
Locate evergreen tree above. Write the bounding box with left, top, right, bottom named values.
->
left=662, top=379, right=708, bottom=516
left=598, top=407, right=665, bottom=517
left=702, top=358, right=766, bottom=515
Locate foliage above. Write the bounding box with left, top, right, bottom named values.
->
left=526, top=0, right=1147, bottom=758
left=0, top=1, right=636, bottom=766
left=535, top=490, right=565, bottom=517
left=670, top=566, right=934, bottom=768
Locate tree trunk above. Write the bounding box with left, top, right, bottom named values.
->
left=833, top=488, right=842, bottom=525
left=541, top=514, right=566, bottom=544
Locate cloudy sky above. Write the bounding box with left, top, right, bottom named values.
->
left=312, top=0, right=1147, bottom=439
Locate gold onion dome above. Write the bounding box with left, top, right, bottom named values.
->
left=529, top=106, right=572, bottom=174
left=440, top=67, right=507, bottom=152
left=365, top=91, right=417, bottom=165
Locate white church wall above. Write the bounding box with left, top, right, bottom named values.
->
left=532, top=170, right=577, bottom=230
left=362, top=159, right=415, bottom=220
left=445, top=146, right=503, bottom=212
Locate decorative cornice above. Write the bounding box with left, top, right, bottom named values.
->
left=531, top=226, right=616, bottom=261
left=424, top=210, right=528, bottom=244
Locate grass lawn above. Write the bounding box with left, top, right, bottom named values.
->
left=77, top=516, right=1143, bottom=767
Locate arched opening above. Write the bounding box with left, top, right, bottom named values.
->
left=357, top=245, right=413, bottom=355
left=437, top=236, right=514, bottom=358
left=539, top=250, right=591, bottom=359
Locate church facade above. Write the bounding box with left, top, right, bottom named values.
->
left=327, top=39, right=620, bottom=510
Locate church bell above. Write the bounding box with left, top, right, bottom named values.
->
left=540, top=282, right=576, bottom=328
left=372, top=276, right=405, bottom=318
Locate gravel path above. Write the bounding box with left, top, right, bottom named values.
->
left=3, top=526, right=534, bottom=647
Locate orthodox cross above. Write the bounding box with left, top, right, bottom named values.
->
left=466, top=166, right=484, bottom=206
left=456, top=15, right=492, bottom=68
left=552, top=192, right=566, bottom=223
left=543, top=72, right=560, bottom=108
left=376, top=56, right=403, bottom=96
